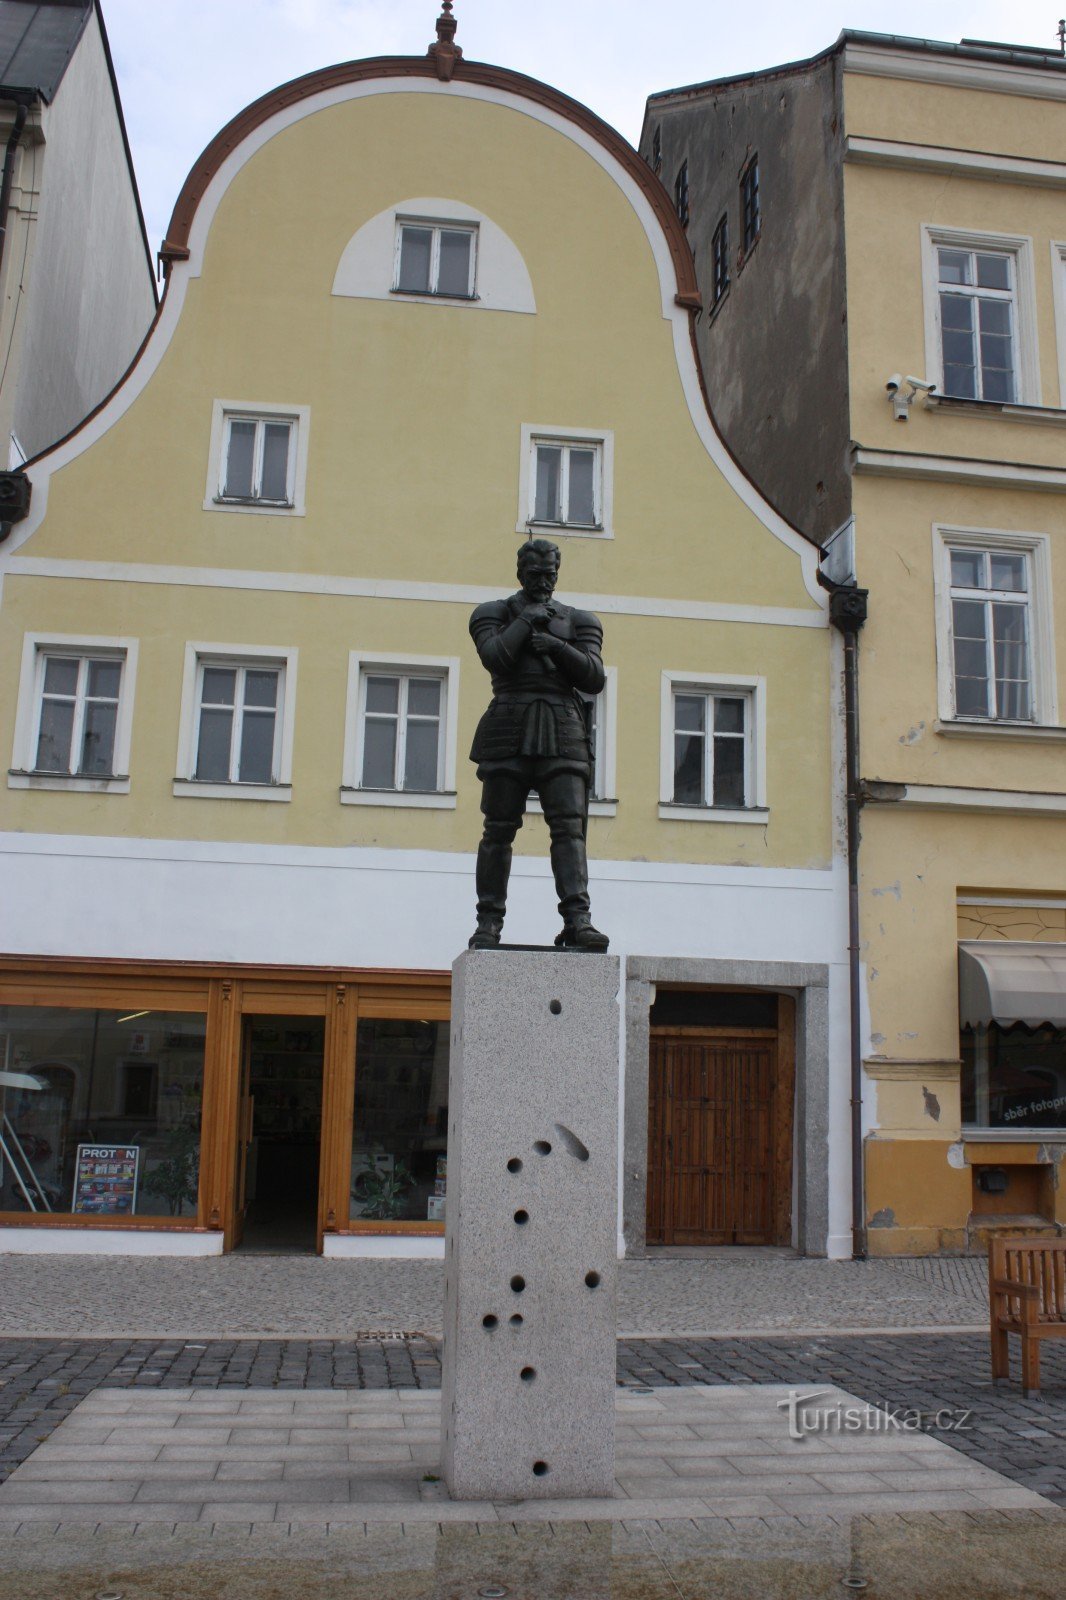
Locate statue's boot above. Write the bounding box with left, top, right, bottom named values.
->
left=550, top=823, right=609, bottom=952
left=469, top=829, right=512, bottom=949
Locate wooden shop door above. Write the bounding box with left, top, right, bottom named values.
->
left=646, top=1013, right=793, bottom=1246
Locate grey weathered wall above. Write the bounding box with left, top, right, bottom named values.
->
left=641, top=55, right=851, bottom=546
left=13, top=6, right=156, bottom=459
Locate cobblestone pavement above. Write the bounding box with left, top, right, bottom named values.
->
left=1, top=1333, right=1062, bottom=1510
left=0, top=1252, right=989, bottom=1339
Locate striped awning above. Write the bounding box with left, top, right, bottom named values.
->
left=959, top=940, right=1066, bottom=1029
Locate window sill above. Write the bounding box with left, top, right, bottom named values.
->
left=658, top=802, right=769, bottom=825
left=926, top=395, right=1066, bottom=427
left=961, top=1127, right=1066, bottom=1144
left=173, top=779, right=292, bottom=802
left=707, top=284, right=731, bottom=325
left=204, top=497, right=302, bottom=517
left=736, top=233, right=760, bottom=275
left=936, top=718, right=1066, bottom=743
left=340, top=787, right=457, bottom=809
left=522, top=520, right=612, bottom=541
left=527, top=797, right=618, bottom=819
left=389, top=288, right=479, bottom=304
left=8, top=770, right=130, bottom=794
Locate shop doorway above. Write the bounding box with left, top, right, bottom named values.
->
left=235, top=1016, right=325, bottom=1253
left=646, top=991, right=794, bottom=1247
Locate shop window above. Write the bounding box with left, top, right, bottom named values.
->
left=175, top=643, right=298, bottom=800
left=658, top=671, right=768, bottom=823
left=350, top=1019, right=449, bottom=1225
left=0, top=1006, right=205, bottom=1218
left=961, top=1023, right=1066, bottom=1132
left=9, top=634, right=138, bottom=794
left=394, top=218, right=477, bottom=298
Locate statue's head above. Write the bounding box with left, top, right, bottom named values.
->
left=516, top=537, right=561, bottom=601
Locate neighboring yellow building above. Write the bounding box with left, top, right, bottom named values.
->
left=0, top=16, right=847, bottom=1259
left=645, top=30, right=1066, bottom=1254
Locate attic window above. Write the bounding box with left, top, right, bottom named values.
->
left=394, top=219, right=478, bottom=299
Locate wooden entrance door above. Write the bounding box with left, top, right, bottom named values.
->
left=646, top=1011, right=793, bottom=1246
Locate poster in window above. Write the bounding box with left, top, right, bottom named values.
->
left=71, top=1144, right=140, bottom=1215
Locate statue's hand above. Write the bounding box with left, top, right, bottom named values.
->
left=529, top=628, right=563, bottom=655
left=522, top=602, right=554, bottom=628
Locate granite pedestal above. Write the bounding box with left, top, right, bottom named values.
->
left=441, top=948, right=620, bottom=1500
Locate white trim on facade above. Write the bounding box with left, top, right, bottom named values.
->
left=516, top=423, right=615, bottom=539
left=340, top=649, right=460, bottom=808
left=3, top=557, right=827, bottom=629
left=869, top=784, right=1066, bottom=817
left=1052, top=241, right=1066, bottom=410
left=920, top=223, right=1041, bottom=407
left=658, top=670, right=768, bottom=821
left=0, top=1226, right=223, bottom=1257
left=203, top=400, right=311, bottom=516
left=4, top=76, right=825, bottom=607
left=174, top=640, right=299, bottom=798
left=931, top=524, right=1059, bottom=729
left=8, top=631, right=139, bottom=793
left=333, top=196, right=535, bottom=314
left=846, top=135, right=1066, bottom=189
left=852, top=448, right=1066, bottom=491
left=842, top=43, right=1066, bottom=104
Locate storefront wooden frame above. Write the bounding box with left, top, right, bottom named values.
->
left=0, top=956, right=450, bottom=1251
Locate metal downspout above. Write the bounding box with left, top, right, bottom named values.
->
left=828, top=585, right=869, bottom=1259
left=0, top=97, right=31, bottom=285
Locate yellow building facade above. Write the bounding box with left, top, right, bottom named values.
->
left=0, top=37, right=848, bottom=1258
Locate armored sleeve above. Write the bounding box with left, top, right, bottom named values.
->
left=469, top=600, right=532, bottom=675
left=552, top=609, right=606, bottom=694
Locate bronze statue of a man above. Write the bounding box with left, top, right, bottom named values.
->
left=468, top=538, right=609, bottom=952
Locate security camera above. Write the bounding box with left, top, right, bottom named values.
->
left=905, top=376, right=936, bottom=394
left=885, top=373, right=902, bottom=395
left=886, top=374, right=937, bottom=421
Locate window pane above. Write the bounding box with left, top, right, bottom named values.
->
left=953, top=599, right=988, bottom=641
left=42, top=656, right=79, bottom=696
left=361, top=718, right=397, bottom=788
left=979, top=298, right=1011, bottom=336
left=990, top=553, right=1026, bottom=592
left=713, top=697, right=745, bottom=734
left=976, top=253, right=1010, bottom=291
left=955, top=676, right=989, bottom=717
left=982, top=364, right=1014, bottom=403
left=195, top=707, right=233, bottom=779
left=951, top=550, right=984, bottom=589
left=943, top=363, right=977, bottom=400
left=940, top=294, right=974, bottom=331
left=938, top=249, right=971, bottom=285
left=993, top=603, right=1029, bottom=683
left=365, top=676, right=399, bottom=715
left=673, top=732, right=703, bottom=804
left=436, top=230, right=471, bottom=296
left=200, top=667, right=236, bottom=706
left=942, top=328, right=976, bottom=367
left=404, top=720, right=440, bottom=791
left=713, top=735, right=745, bottom=807
left=953, top=598, right=990, bottom=716
left=407, top=678, right=441, bottom=717
left=238, top=709, right=275, bottom=784
left=398, top=227, right=432, bottom=292
left=35, top=698, right=74, bottom=771
left=534, top=446, right=562, bottom=522
left=674, top=694, right=705, bottom=732
left=954, top=639, right=989, bottom=680
left=260, top=423, right=291, bottom=502
left=224, top=420, right=256, bottom=498
left=997, top=678, right=1031, bottom=720
left=87, top=659, right=121, bottom=700
left=79, top=701, right=117, bottom=774
left=351, top=1019, right=449, bottom=1224
left=244, top=669, right=279, bottom=709
left=567, top=449, right=596, bottom=525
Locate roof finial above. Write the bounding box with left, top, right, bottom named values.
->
left=428, top=1, right=463, bottom=81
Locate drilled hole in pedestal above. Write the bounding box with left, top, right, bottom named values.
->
left=549, top=999, right=562, bottom=1015
left=482, top=1314, right=499, bottom=1329
left=585, top=1271, right=601, bottom=1289
left=513, top=1209, right=529, bottom=1226
left=506, top=1157, right=522, bottom=1173
left=520, top=1366, right=536, bottom=1383
left=510, top=1275, right=526, bottom=1293
left=532, top=1460, right=549, bottom=1477
left=510, top=1313, right=523, bottom=1325
left=533, top=1140, right=552, bottom=1156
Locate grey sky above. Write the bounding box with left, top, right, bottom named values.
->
left=101, top=2, right=1062, bottom=267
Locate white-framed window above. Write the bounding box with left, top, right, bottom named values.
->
left=922, top=227, right=1040, bottom=405
left=1052, top=241, right=1066, bottom=408
left=527, top=668, right=618, bottom=819
left=517, top=424, right=614, bottom=538
left=658, top=672, right=767, bottom=824
left=8, top=634, right=138, bottom=794
left=393, top=218, right=477, bottom=299
left=204, top=400, right=310, bottom=516
left=341, top=652, right=460, bottom=809
left=174, top=643, right=298, bottom=801
left=934, top=528, right=1058, bottom=728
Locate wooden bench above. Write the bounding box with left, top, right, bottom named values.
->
left=989, top=1235, right=1066, bottom=1397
